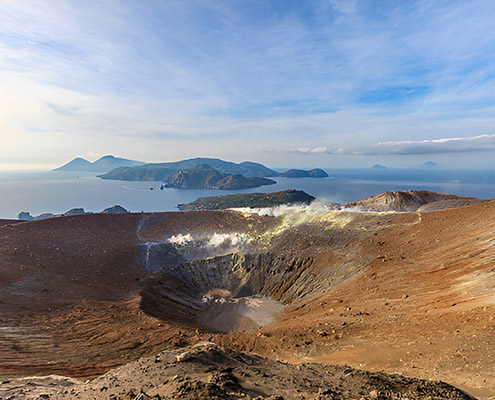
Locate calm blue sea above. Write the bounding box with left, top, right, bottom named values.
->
left=0, top=169, right=494, bottom=220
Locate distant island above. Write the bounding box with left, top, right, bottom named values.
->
left=178, top=189, right=315, bottom=211
left=97, top=157, right=329, bottom=181
left=278, top=168, right=328, bottom=178
left=163, top=164, right=276, bottom=190
left=371, top=163, right=387, bottom=169
left=53, top=156, right=329, bottom=190
left=53, top=155, right=144, bottom=172
left=420, top=161, right=439, bottom=168
left=18, top=205, right=129, bottom=221
left=98, top=157, right=328, bottom=189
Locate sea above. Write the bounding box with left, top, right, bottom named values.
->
left=0, top=168, right=494, bottom=220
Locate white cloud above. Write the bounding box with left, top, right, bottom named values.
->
left=328, top=0, right=357, bottom=14
left=335, top=134, right=495, bottom=155
left=2, top=1, right=495, bottom=169
left=290, top=146, right=328, bottom=154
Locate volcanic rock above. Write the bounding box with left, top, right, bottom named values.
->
left=165, top=164, right=276, bottom=190
left=2, top=196, right=495, bottom=398
left=179, top=189, right=315, bottom=210
left=345, top=190, right=485, bottom=212
left=279, top=168, right=329, bottom=178
left=0, top=345, right=475, bottom=399
left=102, top=205, right=129, bottom=213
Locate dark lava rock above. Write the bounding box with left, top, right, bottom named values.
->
left=179, top=189, right=315, bottom=211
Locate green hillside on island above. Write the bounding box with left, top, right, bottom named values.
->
left=98, top=157, right=328, bottom=182
left=98, top=157, right=278, bottom=180
left=178, top=189, right=315, bottom=211
left=164, top=164, right=276, bottom=190
left=279, top=168, right=328, bottom=178
left=53, top=156, right=329, bottom=190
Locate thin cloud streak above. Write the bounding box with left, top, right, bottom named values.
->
left=340, top=134, right=495, bottom=155
left=288, top=134, right=495, bottom=156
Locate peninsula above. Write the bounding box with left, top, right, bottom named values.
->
left=178, top=189, right=315, bottom=210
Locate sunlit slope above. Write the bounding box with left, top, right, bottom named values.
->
left=225, top=201, right=495, bottom=398
left=0, top=197, right=494, bottom=397
left=345, top=190, right=486, bottom=212
left=0, top=211, right=278, bottom=376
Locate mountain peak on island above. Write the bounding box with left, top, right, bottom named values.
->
left=421, top=161, right=439, bottom=168
left=99, top=157, right=328, bottom=185
left=96, top=155, right=119, bottom=162
left=53, top=157, right=92, bottom=171
left=53, top=155, right=144, bottom=173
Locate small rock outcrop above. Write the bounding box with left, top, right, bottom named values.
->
left=18, top=211, right=56, bottom=221
left=64, top=208, right=86, bottom=216
left=17, top=211, right=34, bottom=221
left=102, top=205, right=129, bottom=213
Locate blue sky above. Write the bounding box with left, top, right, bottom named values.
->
left=1, top=0, right=495, bottom=169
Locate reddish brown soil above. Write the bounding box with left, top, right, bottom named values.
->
left=215, top=202, right=495, bottom=399
left=0, top=219, right=22, bottom=227
left=1, top=201, right=495, bottom=398
left=0, top=211, right=278, bottom=377
left=345, top=190, right=485, bottom=212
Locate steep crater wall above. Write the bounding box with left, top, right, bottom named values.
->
left=140, top=250, right=367, bottom=333
left=136, top=207, right=383, bottom=333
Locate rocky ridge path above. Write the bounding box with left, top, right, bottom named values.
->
left=0, top=343, right=477, bottom=400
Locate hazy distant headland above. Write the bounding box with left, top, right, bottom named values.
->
left=53, top=155, right=144, bottom=172
left=18, top=205, right=129, bottom=221
left=54, top=156, right=329, bottom=190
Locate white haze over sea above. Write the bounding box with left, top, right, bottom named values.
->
left=0, top=169, right=494, bottom=220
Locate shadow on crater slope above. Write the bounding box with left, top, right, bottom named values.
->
left=1, top=194, right=495, bottom=398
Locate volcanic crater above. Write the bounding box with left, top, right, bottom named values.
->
left=1, top=191, right=494, bottom=399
